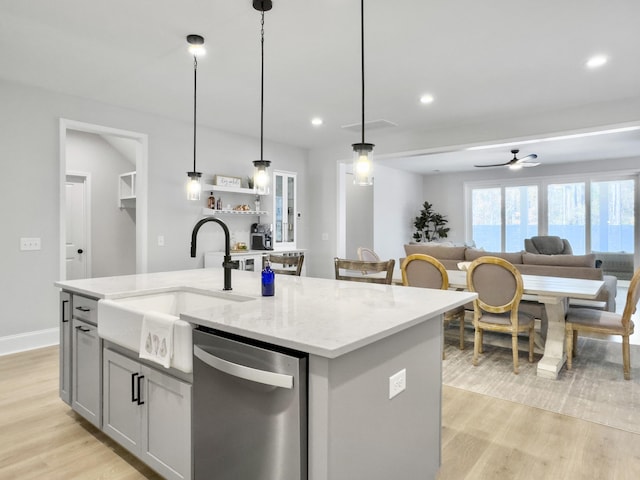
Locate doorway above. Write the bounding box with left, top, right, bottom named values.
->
left=337, top=163, right=374, bottom=259
left=59, top=119, right=148, bottom=280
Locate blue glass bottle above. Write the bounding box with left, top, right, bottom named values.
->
left=261, top=262, right=275, bottom=296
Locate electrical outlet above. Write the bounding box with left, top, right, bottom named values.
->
left=389, top=368, right=406, bottom=399
left=20, top=237, right=41, bottom=251
left=158, top=235, right=165, bottom=247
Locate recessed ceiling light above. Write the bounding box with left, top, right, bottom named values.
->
left=420, top=94, right=435, bottom=105
left=311, top=117, right=323, bottom=126
left=586, top=55, right=607, bottom=69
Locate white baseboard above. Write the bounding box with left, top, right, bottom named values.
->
left=0, top=328, right=59, bottom=356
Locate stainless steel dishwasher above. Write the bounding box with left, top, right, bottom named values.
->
left=193, top=327, right=307, bottom=480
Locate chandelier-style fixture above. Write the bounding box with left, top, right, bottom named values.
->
left=186, top=34, right=205, bottom=201
left=252, top=0, right=272, bottom=195
left=352, top=0, right=374, bottom=186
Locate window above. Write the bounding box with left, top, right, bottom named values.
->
left=591, top=179, right=635, bottom=253
left=547, top=182, right=586, bottom=254
left=471, top=187, right=501, bottom=251
left=470, top=185, right=538, bottom=252
left=506, top=185, right=538, bottom=252
left=467, top=174, right=636, bottom=256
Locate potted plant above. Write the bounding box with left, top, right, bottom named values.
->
left=413, top=201, right=450, bottom=242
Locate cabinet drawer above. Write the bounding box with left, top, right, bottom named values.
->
left=73, top=295, right=98, bottom=325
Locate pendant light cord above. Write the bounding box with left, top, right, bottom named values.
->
left=193, top=54, right=198, bottom=172
left=260, top=10, right=265, bottom=161
left=360, top=0, right=365, bottom=145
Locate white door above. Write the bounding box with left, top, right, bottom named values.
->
left=66, top=175, right=89, bottom=280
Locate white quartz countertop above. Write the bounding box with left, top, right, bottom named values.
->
left=56, top=268, right=476, bottom=359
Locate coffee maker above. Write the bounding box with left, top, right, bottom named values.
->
left=250, top=223, right=273, bottom=250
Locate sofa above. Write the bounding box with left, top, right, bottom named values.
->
left=403, top=243, right=617, bottom=313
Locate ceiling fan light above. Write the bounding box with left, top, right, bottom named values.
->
left=509, top=164, right=522, bottom=171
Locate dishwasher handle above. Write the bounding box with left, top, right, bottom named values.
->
left=194, top=345, right=293, bottom=389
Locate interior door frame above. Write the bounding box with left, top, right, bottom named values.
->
left=65, top=172, right=92, bottom=279
left=59, top=119, right=148, bottom=280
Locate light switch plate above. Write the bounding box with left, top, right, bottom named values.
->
left=20, top=237, right=41, bottom=251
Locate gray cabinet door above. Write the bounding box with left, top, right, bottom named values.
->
left=59, top=291, right=72, bottom=405
left=141, top=365, right=192, bottom=480
left=103, top=349, right=142, bottom=454
left=71, top=317, right=102, bottom=427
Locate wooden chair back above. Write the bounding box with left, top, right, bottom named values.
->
left=334, top=258, right=395, bottom=285
left=621, top=267, right=640, bottom=330
left=400, top=254, right=448, bottom=289
left=264, top=253, right=304, bottom=276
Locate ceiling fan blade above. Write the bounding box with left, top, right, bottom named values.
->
left=519, top=153, right=538, bottom=161
left=520, top=162, right=540, bottom=167
left=474, top=162, right=510, bottom=168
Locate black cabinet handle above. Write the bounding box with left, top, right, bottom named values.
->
left=131, top=373, right=139, bottom=403
left=75, top=326, right=90, bottom=332
left=77, top=249, right=84, bottom=254
left=61, top=300, right=69, bottom=323
left=136, top=375, right=145, bottom=405
left=75, top=306, right=91, bottom=312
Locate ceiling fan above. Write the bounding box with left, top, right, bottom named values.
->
left=475, top=149, right=540, bottom=169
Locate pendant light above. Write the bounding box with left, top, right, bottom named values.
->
left=252, top=0, right=272, bottom=195
left=352, top=0, right=374, bottom=186
left=186, top=34, right=205, bottom=201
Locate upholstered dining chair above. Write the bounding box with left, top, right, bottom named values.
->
left=401, top=254, right=466, bottom=358
left=334, top=258, right=395, bottom=285
left=357, top=247, right=380, bottom=262
left=466, top=256, right=535, bottom=374
left=565, top=267, right=639, bottom=380
left=263, top=253, right=304, bottom=276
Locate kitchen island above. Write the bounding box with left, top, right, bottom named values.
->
left=56, top=268, right=476, bottom=480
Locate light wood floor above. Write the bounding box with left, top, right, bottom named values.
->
left=2, top=347, right=640, bottom=479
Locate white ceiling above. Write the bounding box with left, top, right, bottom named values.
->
left=2, top=0, right=640, bottom=173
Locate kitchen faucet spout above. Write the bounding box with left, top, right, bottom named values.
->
left=190, top=217, right=238, bottom=290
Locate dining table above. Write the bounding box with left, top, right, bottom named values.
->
left=445, top=269, right=605, bottom=379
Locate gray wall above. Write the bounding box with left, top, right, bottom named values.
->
left=66, top=130, right=136, bottom=277
left=0, top=78, right=307, bottom=352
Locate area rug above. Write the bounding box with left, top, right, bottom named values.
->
left=442, top=330, right=640, bottom=434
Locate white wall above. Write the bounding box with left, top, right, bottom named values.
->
left=66, top=130, right=136, bottom=277
left=372, top=165, right=423, bottom=268
left=0, top=78, right=307, bottom=353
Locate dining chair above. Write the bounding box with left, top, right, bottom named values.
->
left=401, top=254, right=466, bottom=358
left=334, top=258, right=395, bottom=285
left=466, top=256, right=535, bottom=374
left=357, top=247, right=380, bottom=262
left=263, top=253, right=304, bottom=276
left=565, top=266, right=639, bottom=380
